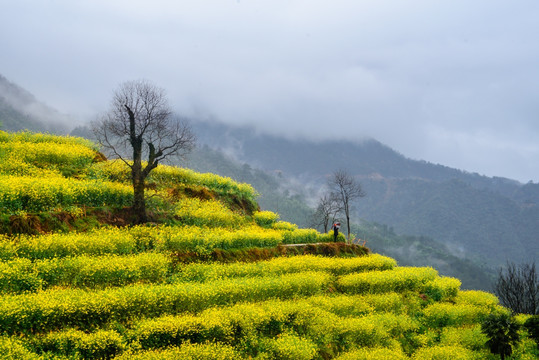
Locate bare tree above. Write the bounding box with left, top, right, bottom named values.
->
left=328, top=169, right=365, bottom=241
left=311, top=193, right=342, bottom=233
left=92, top=80, right=195, bottom=224
left=495, top=261, right=539, bottom=315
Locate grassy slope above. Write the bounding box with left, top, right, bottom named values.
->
left=0, top=131, right=537, bottom=359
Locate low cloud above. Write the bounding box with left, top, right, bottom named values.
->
left=1, top=0, right=538, bottom=181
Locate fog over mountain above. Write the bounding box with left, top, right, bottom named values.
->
left=1, top=1, right=538, bottom=182
left=0, top=75, right=75, bottom=133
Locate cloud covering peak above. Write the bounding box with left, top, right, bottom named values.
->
left=1, top=0, right=538, bottom=182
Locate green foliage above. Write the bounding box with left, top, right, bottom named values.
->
left=334, top=346, right=406, bottom=360
left=0, top=272, right=331, bottom=334
left=0, top=336, right=40, bottom=360
left=261, top=332, right=318, bottom=360
left=172, top=254, right=395, bottom=283
left=337, top=266, right=438, bottom=294
left=0, top=130, right=97, bottom=150
left=456, top=290, right=500, bottom=308
left=115, top=342, right=241, bottom=360
left=411, top=345, right=477, bottom=360
left=0, top=225, right=338, bottom=261
left=422, top=276, right=461, bottom=302
left=173, top=242, right=368, bottom=264
left=253, top=210, right=279, bottom=228
left=424, top=303, right=499, bottom=328
left=481, top=312, right=521, bottom=359
left=0, top=175, right=133, bottom=214
left=35, top=329, right=124, bottom=359
left=0, top=253, right=170, bottom=293
left=0, top=258, right=43, bottom=293
left=524, top=315, right=539, bottom=345
left=281, top=228, right=321, bottom=244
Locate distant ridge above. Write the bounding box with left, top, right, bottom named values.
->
left=0, top=74, right=71, bottom=133
left=192, top=119, right=521, bottom=186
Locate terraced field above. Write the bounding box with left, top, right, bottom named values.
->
left=0, top=131, right=537, bottom=359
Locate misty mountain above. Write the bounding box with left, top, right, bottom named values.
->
left=193, top=120, right=528, bottom=195
left=0, top=74, right=71, bottom=134
left=360, top=177, right=539, bottom=266
left=191, top=119, right=538, bottom=269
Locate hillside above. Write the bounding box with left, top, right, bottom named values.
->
left=0, top=130, right=537, bottom=359
left=69, top=124, right=508, bottom=291
left=192, top=120, right=539, bottom=270
left=185, top=145, right=495, bottom=291
left=185, top=144, right=315, bottom=228
left=0, top=75, right=71, bottom=134
left=359, top=177, right=539, bottom=267
left=2, top=75, right=535, bottom=284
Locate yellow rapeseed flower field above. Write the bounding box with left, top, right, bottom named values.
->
left=0, top=131, right=530, bottom=359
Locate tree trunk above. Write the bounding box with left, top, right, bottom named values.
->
left=346, top=214, right=351, bottom=242
left=343, top=198, right=350, bottom=242
left=131, top=148, right=147, bottom=224
left=322, top=212, right=329, bottom=233
left=126, top=104, right=148, bottom=224
left=132, top=176, right=147, bottom=224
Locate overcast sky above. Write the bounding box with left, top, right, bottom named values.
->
left=1, top=0, right=538, bottom=182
